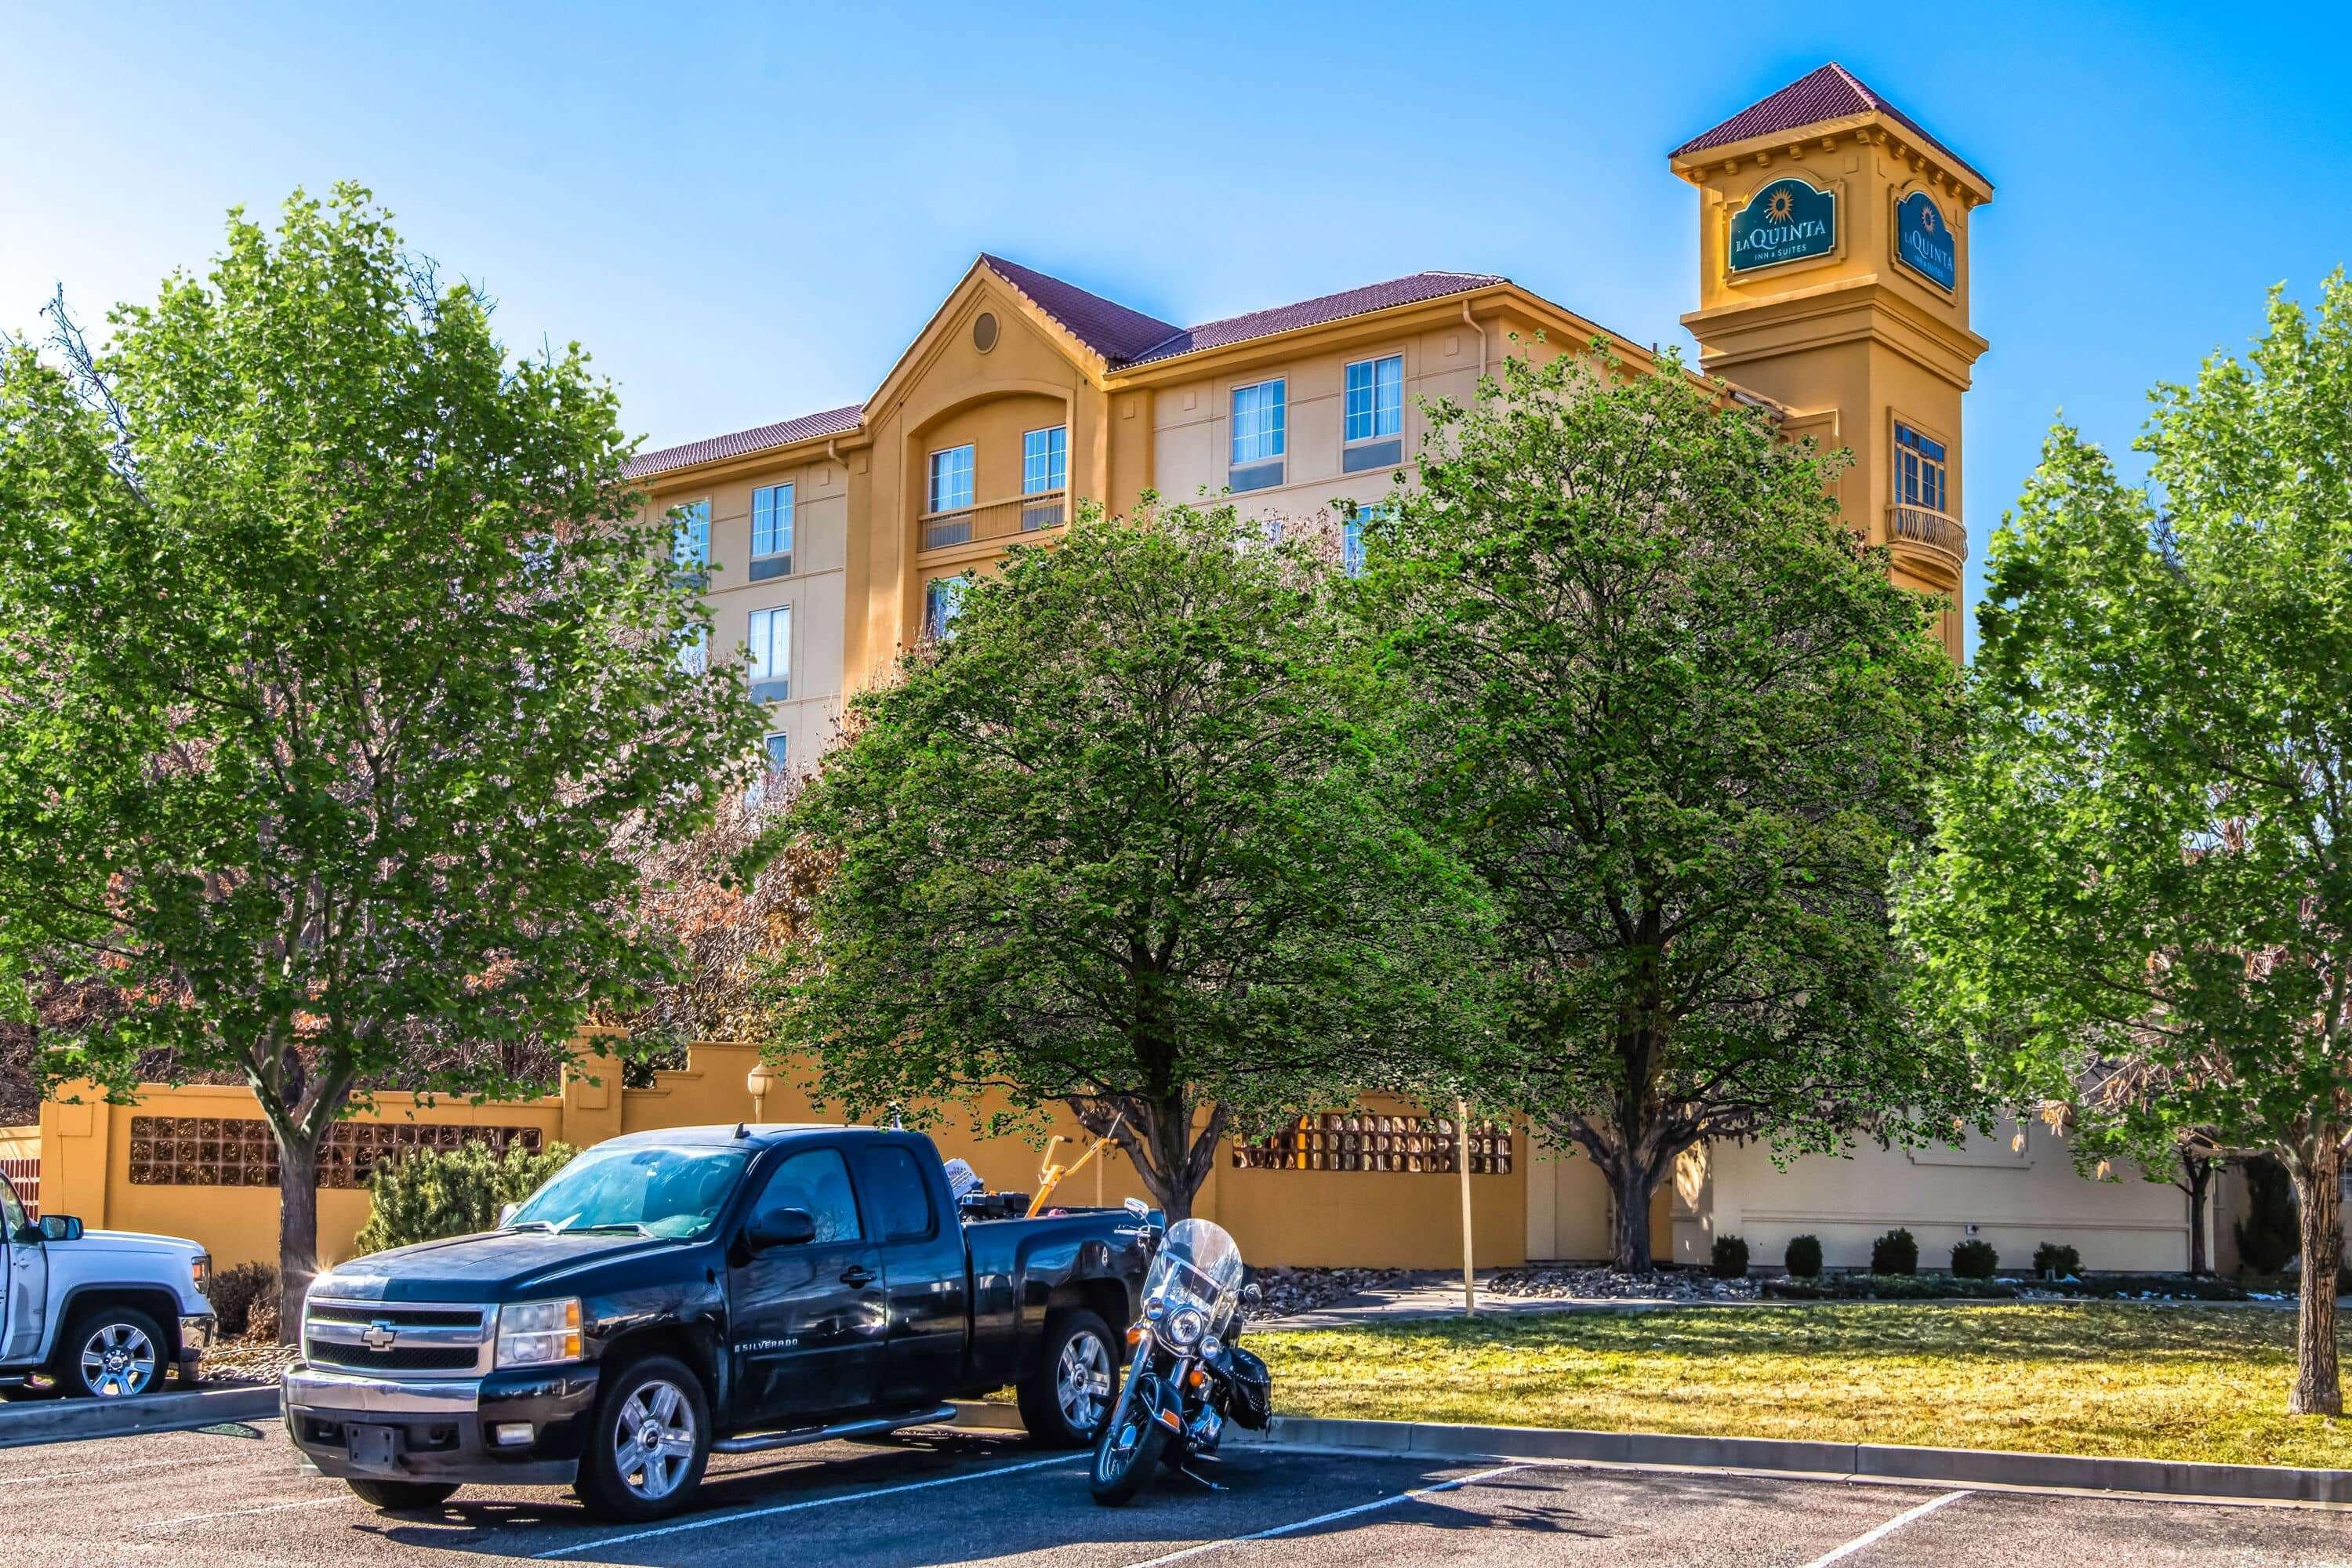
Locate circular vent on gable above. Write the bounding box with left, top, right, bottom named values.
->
left=972, top=311, right=1000, bottom=353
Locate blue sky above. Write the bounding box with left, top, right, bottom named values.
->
left=4, top=1, right=2347, bottom=644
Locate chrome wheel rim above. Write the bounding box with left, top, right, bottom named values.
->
left=613, top=1377, right=696, bottom=1501
left=80, top=1322, right=157, bottom=1398
left=1057, top=1331, right=1112, bottom=1433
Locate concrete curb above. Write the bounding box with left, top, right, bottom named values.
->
left=0, top=1384, right=281, bottom=1449
left=946, top=1403, right=2352, bottom=1505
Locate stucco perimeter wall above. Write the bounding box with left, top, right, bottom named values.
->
left=1675, top=1116, right=2199, bottom=1275
left=34, top=1042, right=1531, bottom=1275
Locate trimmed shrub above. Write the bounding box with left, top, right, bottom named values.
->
left=1766, top=1273, right=2014, bottom=1301
left=2031, top=1242, right=2082, bottom=1280
left=1784, top=1234, right=1824, bottom=1279
left=353, top=1139, right=576, bottom=1256
left=207, top=1261, right=278, bottom=1338
left=1951, top=1239, right=1999, bottom=1279
left=1711, top=1234, right=1751, bottom=1279
left=1870, top=1228, right=1918, bottom=1276
left=2234, top=1157, right=2298, bottom=1276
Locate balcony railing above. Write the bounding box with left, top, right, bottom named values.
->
left=920, top=489, right=1068, bottom=552
left=1887, top=503, right=1966, bottom=568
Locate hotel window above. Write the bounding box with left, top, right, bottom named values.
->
left=1342, top=503, right=1384, bottom=578
left=1344, top=356, right=1403, bottom=443
left=1896, top=423, right=1948, bottom=514
left=746, top=731, right=790, bottom=813
left=1229, top=379, right=1286, bottom=491
left=1021, top=425, right=1068, bottom=531
left=924, top=576, right=967, bottom=641
left=751, top=483, right=794, bottom=580
left=675, top=625, right=708, bottom=677
left=746, top=604, right=790, bottom=703
left=763, top=731, right=789, bottom=772
left=927, top=445, right=975, bottom=514
left=671, top=499, right=711, bottom=576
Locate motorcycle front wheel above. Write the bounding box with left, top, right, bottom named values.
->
left=1089, top=1393, right=1170, bottom=1506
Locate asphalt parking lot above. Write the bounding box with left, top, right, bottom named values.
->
left=7, top=1418, right=2352, bottom=1568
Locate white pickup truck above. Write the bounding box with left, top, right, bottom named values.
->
left=0, top=1167, right=216, bottom=1398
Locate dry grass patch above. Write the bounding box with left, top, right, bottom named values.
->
left=1253, top=1301, right=2351, bottom=1468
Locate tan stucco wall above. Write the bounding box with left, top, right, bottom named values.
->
left=1671, top=1117, right=2199, bottom=1275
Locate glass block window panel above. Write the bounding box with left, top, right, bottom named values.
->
left=1896, top=423, right=1948, bottom=514
left=747, top=605, right=789, bottom=700
left=1231, top=1110, right=1512, bottom=1175
left=1344, top=355, right=1403, bottom=443
left=671, top=499, right=711, bottom=570
left=924, top=576, right=966, bottom=641
left=1022, top=426, right=1067, bottom=495
left=928, top=445, right=975, bottom=514
left=752, top=483, right=795, bottom=562
left=1231, top=379, right=1287, bottom=466
left=128, top=1116, right=541, bottom=1188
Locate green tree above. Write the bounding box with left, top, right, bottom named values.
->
left=1896, top=274, right=2352, bottom=1414
left=772, top=499, right=1473, bottom=1219
left=0, top=187, right=768, bottom=1332
left=1361, top=345, right=1973, bottom=1272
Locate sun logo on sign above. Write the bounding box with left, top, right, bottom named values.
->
left=1919, top=202, right=1940, bottom=234
left=1765, top=189, right=1795, bottom=223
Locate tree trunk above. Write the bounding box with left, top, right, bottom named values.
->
left=2180, top=1151, right=2213, bottom=1277
left=276, top=1133, right=322, bottom=1344
left=2289, top=1137, right=2343, bottom=1417
left=1072, top=1092, right=1229, bottom=1224
left=1605, top=1154, right=1657, bottom=1274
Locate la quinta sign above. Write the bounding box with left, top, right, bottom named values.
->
left=1894, top=191, right=1957, bottom=290
left=1729, top=177, right=1835, bottom=273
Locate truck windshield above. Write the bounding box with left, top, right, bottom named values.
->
left=507, top=1143, right=749, bottom=1240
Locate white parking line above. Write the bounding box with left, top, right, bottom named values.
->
left=1122, top=1461, right=1538, bottom=1566
left=139, top=1494, right=349, bottom=1529
left=530, top=1451, right=1085, bottom=1559
left=1798, top=1490, right=1971, bottom=1568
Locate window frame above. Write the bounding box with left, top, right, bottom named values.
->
left=1342, top=354, right=1405, bottom=445
left=1893, top=419, right=1951, bottom=515
left=1229, top=378, right=1288, bottom=468
left=752, top=481, right=796, bottom=571
left=1021, top=425, right=1068, bottom=496
left=927, top=444, right=975, bottom=515
left=924, top=575, right=966, bottom=641
left=750, top=1146, right=864, bottom=1246
left=853, top=1145, right=940, bottom=1244
left=746, top=604, right=791, bottom=702
left=671, top=498, right=712, bottom=574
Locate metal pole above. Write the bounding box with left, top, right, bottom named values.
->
left=1457, top=1098, right=1478, bottom=1316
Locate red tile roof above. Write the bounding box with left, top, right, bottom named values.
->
left=627, top=264, right=1508, bottom=477
left=1118, top=270, right=1507, bottom=367
left=977, top=253, right=1183, bottom=366
left=627, top=402, right=863, bottom=479
left=1672, top=63, right=1987, bottom=188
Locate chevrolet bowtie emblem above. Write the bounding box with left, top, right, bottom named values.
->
left=361, top=1320, right=398, bottom=1352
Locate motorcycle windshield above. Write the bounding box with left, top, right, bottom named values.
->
left=1144, top=1218, right=1244, bottom=1328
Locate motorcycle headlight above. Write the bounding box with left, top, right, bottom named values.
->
left=1167, top=1306, right=1207, bottom=1347
left=495, top=1298, right=583, bottom=1368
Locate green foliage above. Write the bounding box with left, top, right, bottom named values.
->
left=1767, top=1272, right=2013, bottom=1301
left=0, top=186, right=768, bottom=1323
left=1895, top=273, right=2352, bottom=1410
left=1951, top=1239, right=2000, bottom=1279
left=352, top=1139, right=575, bottom=1255
left=1871, top=1228, right=1920, bottom=1275
left=206, top=1261, right=278, bottom=1338
left=1711, top=1235, right=1750, bottom=1279
left=2033, top=1242, right=2083, bottom=1280
left=773, top=498, right=1476, bottom=1218
left=1784, top=1235, right=1824, bottom=1278
left=2236, top=1158, right=2299, bottom=1276
left=1357, top=343, right=1974, bottom=1270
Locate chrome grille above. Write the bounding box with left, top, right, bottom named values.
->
left=301, top=1298, right=492, bottom=1377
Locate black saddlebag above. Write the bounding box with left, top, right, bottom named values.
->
left=1224, top=1344, right=1273, bottom=1430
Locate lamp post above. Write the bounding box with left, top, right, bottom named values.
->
left=746, top=1062, right=774, bottom=1126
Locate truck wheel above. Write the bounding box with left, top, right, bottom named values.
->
left=346, top=1479, right=459, bottom=1512
left=1018, top=1308, right=1117, bottom=1446
left=59, top=1305, right=167, bottom=1399
left=573, top=1355, right=712, bottom=1523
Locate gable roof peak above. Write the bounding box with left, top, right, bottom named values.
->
left=1672, top=61, right=1988, bottom=189
left=974, top=252, right=1185, bottom=366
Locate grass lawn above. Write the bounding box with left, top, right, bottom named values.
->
left=1250, top=1302, right=2352, bottom=1469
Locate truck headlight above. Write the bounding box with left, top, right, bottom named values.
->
left=191, top=1254, right=212, bottom=1297
left=495, top=1298, right=582, bottom=1368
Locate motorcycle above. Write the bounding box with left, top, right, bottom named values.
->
left=1090, top=1214, right=1274, bottom=1505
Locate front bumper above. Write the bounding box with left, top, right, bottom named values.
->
left=177, top=1314, right=216, bottom=1373
left=283, top=1361, right=601, bottom=1486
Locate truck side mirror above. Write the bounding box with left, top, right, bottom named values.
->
left=38, top=1214, right=83, bottom=1243
left=747, top=1207, right=817, bottom=1250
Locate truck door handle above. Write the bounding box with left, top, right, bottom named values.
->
left=840, top=1265, right=877, bottom=1288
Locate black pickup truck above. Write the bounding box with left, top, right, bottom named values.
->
left=282, top=1124, right=1155, bottom=1520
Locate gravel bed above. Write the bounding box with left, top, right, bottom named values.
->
left=1240, top=1266, right=1423, bottom=1321
left=1483, top=1264, right=1762, bottom=1302
left=200, top=1338, right=299, bottom=1385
